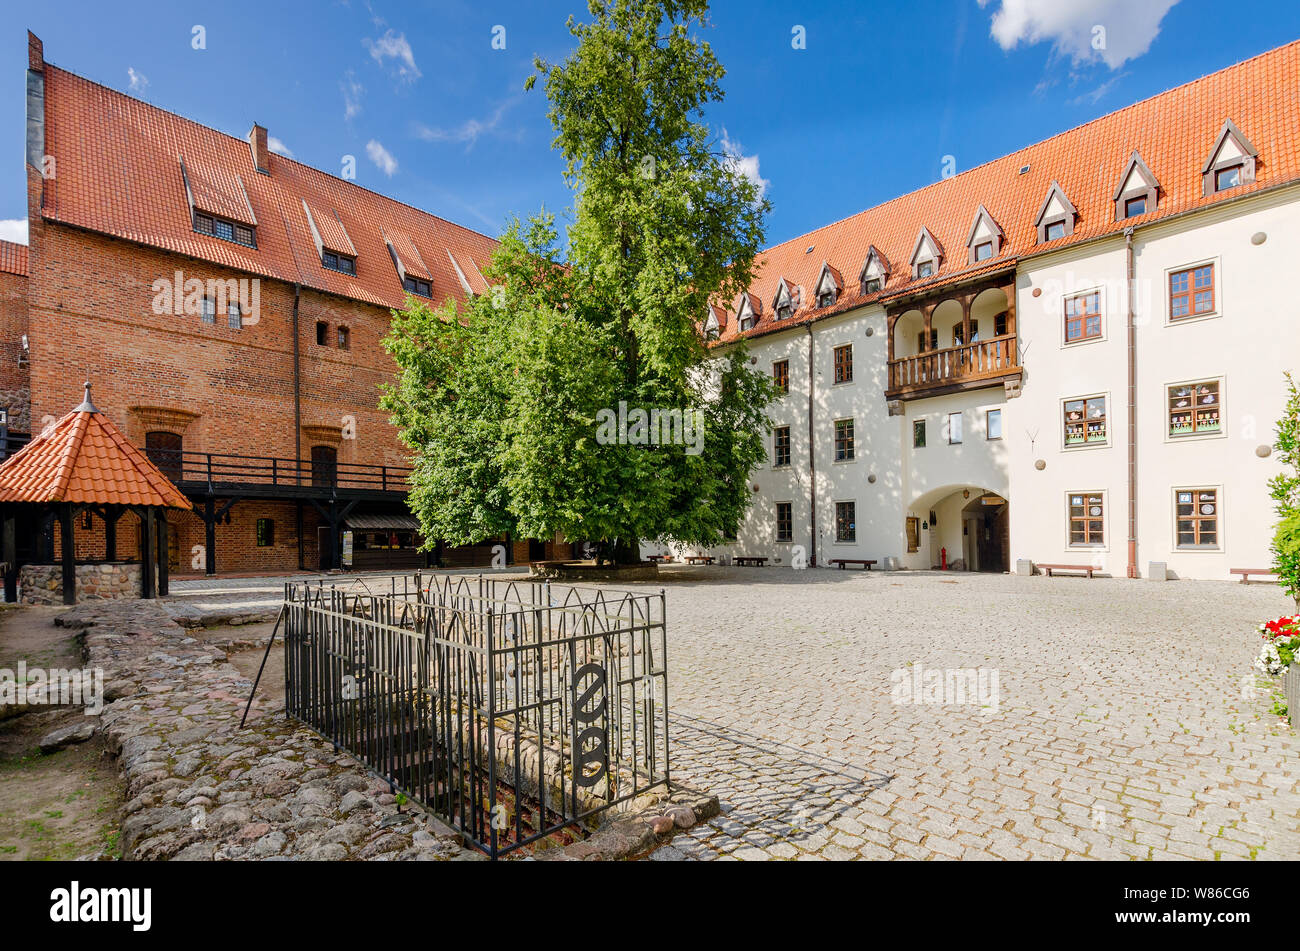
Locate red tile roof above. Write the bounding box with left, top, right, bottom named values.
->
left=39, top=64, right=499, bottom=311
left=0, top=391, right=191, bottom=509
left=717, top=40, right=1300, bottom=343
left=0, top=240, right=27, bottom=277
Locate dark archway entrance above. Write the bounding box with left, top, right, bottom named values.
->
left=962, top=493, right=1009, bottom=572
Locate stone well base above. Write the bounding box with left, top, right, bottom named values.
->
left=19, top=563, right=142, bottom=605
left=528, top=560, right=660, bottom=582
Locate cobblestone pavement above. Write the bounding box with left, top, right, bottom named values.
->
left=638, top=567, right=1300, bottom=861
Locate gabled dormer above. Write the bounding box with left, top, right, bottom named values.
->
left=1201, top=118, right=1258, bottom=196
left=859, top=245, right=890, bottom=294
left=1033, top=180, right=1077, bottom=243
left=772, top=278, right=800, bottom=320
left=813, top=262, right=843, bottom=308
left=965, top=205, right=1004, bottom=264
left=736, top=293, right=761, bottom=332
left=703, top=304, right=725, bottom=340
left=909, top=227, right=943, bottom=279
left=1113, top=151, right=1159, bottom=220
left=303, top=200, right=357, bottom=275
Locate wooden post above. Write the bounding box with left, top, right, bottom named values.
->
left=204, top=497, right=216, bottom=576
left=156, top=510, right=169, bottom=597
left=2, top=511, right=16, bottom=603
left=105, top=507, right=118, bottom=562
left=60, top=505, right=75, bottom=605
left=141, top=508, right=156, bottom=599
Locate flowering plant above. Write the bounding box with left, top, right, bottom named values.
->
left=1255, top=614, right=1300, bottom=675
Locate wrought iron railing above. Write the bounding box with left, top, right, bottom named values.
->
left=142, top=448, right=412, bottom=493
left=283, top=573, right=670, bottom=858
left=888, top=332, right=1018, bottom=393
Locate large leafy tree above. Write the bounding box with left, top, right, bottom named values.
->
left=1270, top=373, right=1300, bottom=607
left=382, top=0, right=775, bottom=562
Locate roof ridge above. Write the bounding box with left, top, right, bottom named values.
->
left=755, top=38, right=1300, bottom=258
left=44, top=62, right=500, bottom=245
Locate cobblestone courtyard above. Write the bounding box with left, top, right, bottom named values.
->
left=643, top=567, right=1300, bottom=861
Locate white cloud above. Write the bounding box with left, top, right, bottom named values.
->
left=413, top=100, right=517, bottom=150
left=979, top=0, right=1180, bottom=69
left=341, top=70, right=364, bottom=121
left=365, top=139, right=398, bottom=177
left=364, top=29, right=421, bottom=82
left=268, top=136, right=294, bottom=158
left=0, top=219, right=28, bottom=245
left=127, top=67, right=149, bottom=93
left=720, top=129, right=769, bottom=200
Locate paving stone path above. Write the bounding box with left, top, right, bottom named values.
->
left=642, top=568, right=1300, bottom=861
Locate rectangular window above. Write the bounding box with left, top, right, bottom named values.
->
left=773, top=426, right=791, bottom=467
left=1175, top=489, right=1219, bottom=549
left=199, top=297, right=216, bottom=324
left=256, top=518, right=274, bottom=547
left=403, top=276, right=432, bottom=298
left=986, top=409, right=1002, bottom=440
left=833, top=344, right=853, bottom=384
left=906, top=516, right=920, bottom=553
left=913, top=419, right=926, bottom=448
left=1068, top=493, right=1105, bottom=547
left=337, top=326, right=351, bottom=350
left=835, top=501, right=856, bottom=544
left=227, top=303, right=242, bottom=330
left=772, top=359, right=789, bottom=394
left=864, top=278, right=882, bottom=294
left=834, top=418, right=855, bottom=461
left=947, top=412, right=963, bottom=445
left=917, top=329, right=938, bottom=352
left=1044, top=220, right=1066, bottom=241
left=1169, top=264, right=1215, bottom=320
left=323, top=251, right=357, bottom=275
left=1124, top=196, right=1147, bottom=218
left=1064, top=290, right=1102, bottom=342
left=973, top=241, right=993, bottom=262
left=194, top=211, right=256, bottom=248
left=917, top=261, right=934, bottom=278
left=1215, top=165, right=1241, bottom=191
left=1168, top=380, right=1221, bottom=437
left=1064, top=395, right=1107, bottom=446
left=316, top=321, right=329, bottom=345
left=775, top=502, right=793, bottom=543
left=953, top=320, right=980, bottom=347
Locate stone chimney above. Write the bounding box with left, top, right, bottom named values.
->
left=247, top=123, right=269, bottom=174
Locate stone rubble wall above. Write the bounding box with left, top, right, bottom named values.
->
left=20, top=563, right=141, bottom=605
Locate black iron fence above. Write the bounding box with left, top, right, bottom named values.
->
left=284, top=573, right=669, bottom=858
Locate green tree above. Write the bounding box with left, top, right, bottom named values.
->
left=1271, top=372, right=1300, bottom=607
left=382, top=0, right=774, bottom=563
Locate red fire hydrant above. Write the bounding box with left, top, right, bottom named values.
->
left=941, top=547, right=948, bottom=571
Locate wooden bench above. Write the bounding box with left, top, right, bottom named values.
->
left=1231, top=567, right=1277, bottom=584
left=684, top=555, right=715, bottom=565
left=830, top=558, right=878, bottom=571
left=1038, top=563, right=1096, bottom=578
left=734, top=556, right=768, bottom=567
left=646, top=554, right=673, bottom=564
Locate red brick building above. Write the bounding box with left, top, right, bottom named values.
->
left=14, top=33, right=560, bottom=575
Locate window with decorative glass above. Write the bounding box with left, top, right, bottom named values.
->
left=835, top=501, right=856, bottom=543
left=1175, top=489, right=1219, bottom=549
left=833, top=344, right=853, bottom=384
left=1064, top=290, right=1102, bottom=342
left=776, top=502, right=793, bottom=543
left=1167, top=380, right=1221, bottom=437
left=1063, top=395, right=1107, bottom=446
left=834, top=418, right=854, bottom=461
left=1169, top=264, right=1214, bottom=320
left=772, top=359, right=789, bottom=394
left=1068, top=493, right=1105, bottom=547
left=773, top=426, right=791, bottom=467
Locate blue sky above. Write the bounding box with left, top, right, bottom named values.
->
left=3, top=0, right=1298, bottom=249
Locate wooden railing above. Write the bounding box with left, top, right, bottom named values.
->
left=143, top=449, right=412, bottom=494
left=888, top=333, right=1019, bottom=395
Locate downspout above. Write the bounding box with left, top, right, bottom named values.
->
left=292, top=283, right=302, bottom=475
left=1124, top=228, right=1138, bottom=579
left=806, top=323, right=818, bottom=568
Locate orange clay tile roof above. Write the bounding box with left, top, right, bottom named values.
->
left=0, top=240, right=27, bottom=277
left=717, top=39, right=1300, bottom=344
left=0, top=395, right=191, bottom=509
left=39, top=64, right=499, bottom=311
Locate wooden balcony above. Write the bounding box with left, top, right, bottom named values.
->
left=886, top=333, right=1021, bottom=400
left=143, top=449, right=412, bottom=501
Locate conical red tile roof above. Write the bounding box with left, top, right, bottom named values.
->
left=0, top=389, right=191, bottom=509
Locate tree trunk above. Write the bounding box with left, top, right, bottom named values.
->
left=612, top=537, right=640, bottom=565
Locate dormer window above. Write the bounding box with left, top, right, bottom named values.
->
left=859, top=246, right=890, bottom=295
left=1113, top=151, right=1159, bottom=221
left=965, top=205, right=1003, bottom=265
left=1034, top=181, right=1077, bottom=244
left=194, top=212, right=256, bottom=248
left=863, top=278, right=882, bottom=294
left=819, top=292, right=835, bottom=308
left=322, top=250, right=356, bottom=276
left=736, top=294, right=761, bottom=332
left=1202, top=119, right=1258, bottom=196
left=772, top=279, right=799, bottom=321
left=403, top=276, right=432, bottom=298
left=908, top=228, right=944, bottom=280
left=703, top=307, right=723, bottom=340
left=777, top=303, right=793, bottom=320
left=813, top=262, right=842, bottom=309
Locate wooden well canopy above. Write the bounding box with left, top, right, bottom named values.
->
left=0, top=383, right=192, bottom=604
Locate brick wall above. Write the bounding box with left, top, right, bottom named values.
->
left=0, top=267, right=29, bottom=433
